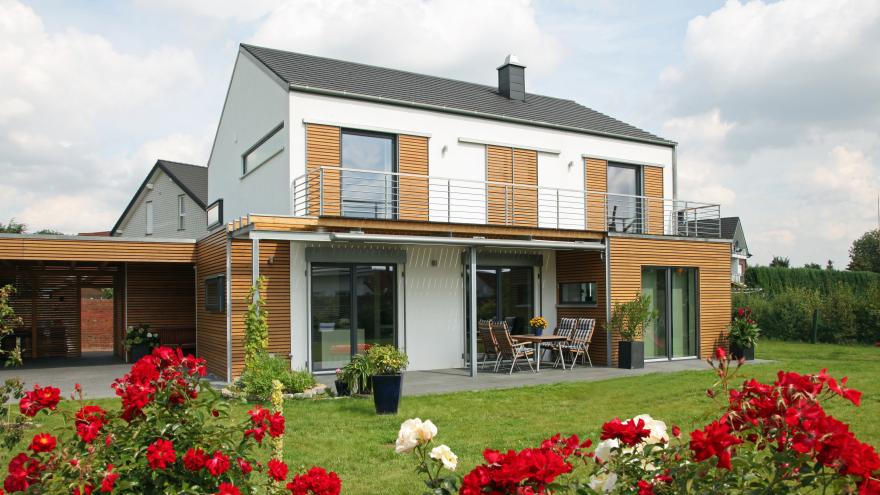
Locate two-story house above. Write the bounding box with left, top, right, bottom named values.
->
left=193, top=44, right=731, bottom=379
left=0, top=44, right=730, bottom=378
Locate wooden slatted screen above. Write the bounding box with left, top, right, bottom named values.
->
left=486, top=146, right=513, bottom=225
left=555, top=251, right=607, bottom=365
left=585, top=158, right=608, bottom=231
left=643, top=166, right=664, bottom=235
left=305, top=124, right=341, bottom=216
left=0, top=238, right=195, bottom=263
left=398, top=135, right=429, bottom=221
left=608, top=236, right=730, bottom=366
left=126, top=263, right=196, bottom=353
left=512, top=149, right=538, bottom=227
left=196, top=229, right=228, bottom=379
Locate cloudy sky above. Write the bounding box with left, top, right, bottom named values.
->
left=1, top=0, right=878, bottom=266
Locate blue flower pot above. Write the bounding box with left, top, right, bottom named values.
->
left=372, top=374, right=402, bottom=415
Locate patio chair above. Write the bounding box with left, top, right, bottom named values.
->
left=548, top=317, right=577, bottom=368
left=490, top=321, right=535, bottom=375
left=555, top=318, right=596, bottom=369
left=478, top=319, right=499, bottom=370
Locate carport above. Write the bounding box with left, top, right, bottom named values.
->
left=0, top=234, right=198, bottom=362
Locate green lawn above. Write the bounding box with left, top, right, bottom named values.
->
left=4, top=341, right=879, bottom=493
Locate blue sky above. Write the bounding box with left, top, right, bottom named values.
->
left=1, top=0, right=878, bottom=267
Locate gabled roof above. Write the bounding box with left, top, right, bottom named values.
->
left=720, top=217, right=741, bottom=240
left=241, top=44, right=675, bottom=147
left=111, top=160, right=207, bottom=235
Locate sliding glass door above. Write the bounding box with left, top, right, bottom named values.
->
left=475, top=266, right=534, bottom=334
left=311, top=263, right=396, bottom=371
left=341, top=130, right=397, bottom=219
left=641, top=267, right=698, bottom=359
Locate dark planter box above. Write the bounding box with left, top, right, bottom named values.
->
left=128, top=343, right=151, bottom=363
left=730, top=343, right=755, bottom=361
left=618, top=341, right=644, bottom=369
left=334, top=380, right=350, bottom=397
left=372, top=374, right=403, bottom=415
left=532, top=327, right=544, bottom=336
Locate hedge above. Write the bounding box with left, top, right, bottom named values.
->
left=744, top=266, right=880, bottom=295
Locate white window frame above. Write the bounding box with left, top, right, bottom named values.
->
left=177, top=194, right=186, bottom=231
left=146, top=201, right=154, bottom=235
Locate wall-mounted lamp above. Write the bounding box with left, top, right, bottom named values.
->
left=567, top=160, right=574, bottom=170
left=441, top=144, right=448, bottom=157
left=267, top=256, right=275, bottom=264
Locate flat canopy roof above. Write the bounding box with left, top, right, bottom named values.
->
left=0, top=234, right=196, bottom=263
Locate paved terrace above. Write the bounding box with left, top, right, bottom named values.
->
left=2, top=355, right=753, bottom=400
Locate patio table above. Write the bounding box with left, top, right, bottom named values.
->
left=512, top=335, right=568, bottom=371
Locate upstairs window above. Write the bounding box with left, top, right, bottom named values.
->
left=146, top=201, right=154, bottom=235
left=242, top=123, right=285, bottom=176
left=177, top=194, right=186, bottom=230
left=207, top=199, right=223, bottom=230
left=340, top=130, right=397, bottom=219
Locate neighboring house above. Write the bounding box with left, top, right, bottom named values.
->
left=721, top=217, right=751, bottom=285
left=0, top=45, right=732, bottom=380
left=112, top=160, right=209, bottom=239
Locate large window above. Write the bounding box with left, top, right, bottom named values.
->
left=341, top=130, right=397, bottom=219
left=475, top=266, right=534, bottom=334
left=242, top=123, right=285, bottom=176
left=310, top=264, right=396, bottom=371
left=607, top=163, right=642, bottom=233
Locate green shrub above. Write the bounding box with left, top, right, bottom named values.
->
left=744, top=266, right=880, bottom=295
left=817, top=283, right=858, bottom=343
left=238, top=354, right=316, bottom=399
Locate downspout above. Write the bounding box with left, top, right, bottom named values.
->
left=468, top=246, right=478, bottom=378
left=605, top=240, right=612, bottom=366
left=225, top=236, right=232, bottom=383
left=671, top=146, right=679, bottom=202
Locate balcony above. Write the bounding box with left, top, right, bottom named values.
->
left=291, top=167, right=722, bottom=238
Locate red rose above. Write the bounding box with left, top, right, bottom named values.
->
left=268, top=412, right=285, bottom=438
left=18, top=385, right=61, bottom=417
left=236, top=458, right=253, bottom=475
left=145, top=439, right=176, bottom=470
left=100, top=465, right=118, bottom=493
left=671, top=425, right=681, bottom=438
left=267, top=459, right=288, bottom=482
left=637, top=480, right=655, bottom=495
left=28, top=433, right=56, bottom=453
left=714, top=347, right=727, bottom=361
left=600, top=418, right=651, bottom=446
left=286, top=467, right=342, bottom=495
left=205, top=451, right=230, bottom=477
left=689, top=421, right=742, bottom=470
left=183, top=448, right=208, bottom=471
left=215, top=483, right=241, bottom=495
left=736, top=308, right=745, bottom=318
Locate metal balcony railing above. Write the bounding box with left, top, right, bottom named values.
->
left=291, top=167, right=722, bottom=238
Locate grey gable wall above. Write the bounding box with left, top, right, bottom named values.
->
left=116, top=168, right=209, bottom=239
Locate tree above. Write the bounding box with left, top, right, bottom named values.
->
left=803, top=262, right=821, bottom=270
left=0, top=219, right=26, bottom=233
left=825, top=259, right=834, bottom=271
left=35, top=228, right=64, bottom=235
left=769, top=256, right=790, bottom=268
left=847, top=229, right=880, bottom=273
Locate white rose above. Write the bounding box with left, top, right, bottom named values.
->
left=430, top=444, right=458, bottom=471
left=395, top=418, right=422, bottom=454
left=588, top=472, right=618, bottom=493
left=633, top=414, right=668, bottom=445
left=417, top=419, right=438, bottom=443
left=594, top=438, right=619, bottom=463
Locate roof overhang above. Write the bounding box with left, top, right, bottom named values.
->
left=0, top=234, right=196, bottom=263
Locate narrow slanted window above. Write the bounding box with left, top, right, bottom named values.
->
left=242, top=123, right=285, bottom=176
left=178, top=194, right=186, bottom=230
left=146, top=201, right=154, bottom=235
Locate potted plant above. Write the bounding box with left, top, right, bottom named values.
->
left=334, top=368, right=350, bottom=397
left=124, top=324, right=159, bottom=362
left=341, top=352, right=374, bottom=395
left=529, top=316, right=548, bottom=336
left=728, top=307, right=759, bottom=361
left=366, top=345, right=408, bottom=415
left=610, top=294, right=657, bottom=370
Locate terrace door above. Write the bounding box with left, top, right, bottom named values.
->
left=475, top=266, right=534, bottom=334
left=641, top=267, right=698, bottom=360
left=340, top=130, right=397, bottom=219
left=310, top=264, right=396, bottom=372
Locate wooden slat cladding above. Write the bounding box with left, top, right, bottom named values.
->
left=608, top=236, right=731, bottom=366
left=486, top=146, right=513, bottom=225
left=196, top=230, right=228, bottom=379
left=555, top=251, right=608, bottom=365
left=643, top=166, right=664, bottom=235
left=229, top=238, right=291, bottom=378
left=126, top=263, right=196, bottom=355
left=397, top=135, right=430, bottom=221
left=512, top=149, right=538, bottom=227
left=0, top=237, right=196, bottom=263
left=585, top=158, right=608, bottom=231
left=305, top=124, right=341, bottom=216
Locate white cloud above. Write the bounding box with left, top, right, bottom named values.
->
left=658, top=0, right=880, bottom=266
left=248, top=0, right=562, bottom=84
left=0, top=0, right=208, bottom=234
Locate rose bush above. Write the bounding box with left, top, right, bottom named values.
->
left=2, top=347, right=341, bottom=495
left=401, top=351, right=879, bottom=494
